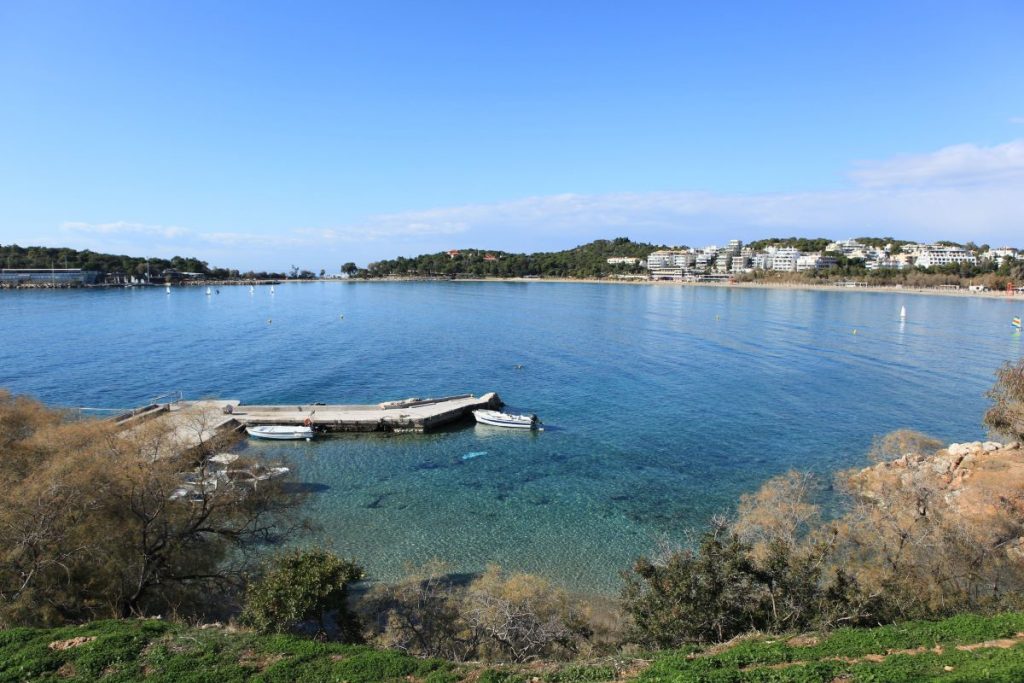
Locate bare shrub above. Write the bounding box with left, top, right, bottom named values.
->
left=866, top=429, right=943, bottom=463
left=463, top=565, right=589, bottom=663
left=361, top=561, right=474, bottom=661
left=985, top=359, right=1024, bottom=442
left=0, top=391, right=307, bottom=626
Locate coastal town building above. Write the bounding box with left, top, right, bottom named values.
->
left=911, top=246, right=978, bottom=268
left=769, top=247, right=801, bottom=272
left=982, top=247, right=1019, bottom=266
left=642, top=238, right=1008, bottom=280
left=0, top=268, right=101, bottom=285
left=796, top=253, right=838, bottom=271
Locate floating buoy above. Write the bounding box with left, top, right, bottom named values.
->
left=852, top=329, right=858, bottom=335
left=339, top=314, right=344, bottom=319
left=267, top=319, right=272, bottom=325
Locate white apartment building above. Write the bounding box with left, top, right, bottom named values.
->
left=796, top=253, right=838, bottom=271
left=646, top=250, right=695, bottom=279
left=982, top=247, right=1019, bottom=266
left=865, top=258, right=910, bottom=271
left=769, top=247, right=801, bottom=272
left=913, top=246, right=978, bottom=268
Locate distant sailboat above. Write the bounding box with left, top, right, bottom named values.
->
left=270, top=286, right=275, bottom=295
left=249, top=285, right=255, bottom=294
left=206, top=287, right=212, bottom=296
left=900, top=305, right=907, bottom=320
left=165, top=285, right=171, bottom=294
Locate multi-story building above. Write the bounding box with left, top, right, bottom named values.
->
left=769, top=248, right=801, bottom=272
left=982, top=247, right=1019, bottom=267
left=646, top=250, right=694, bottom=279
left=865, top=258, right=910, bottom=271
left=714, top=253, right=732, bottom=273
left=913, top=246, right=977, bottom=268
left=796, top=253, right=839, bottom=271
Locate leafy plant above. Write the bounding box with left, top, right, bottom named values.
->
left=242, top=549, right=364, bottom=640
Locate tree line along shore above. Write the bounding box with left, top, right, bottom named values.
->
left=4, top=237, right=1023, bottom=292
left=3, top=359, right=1024, bottom=681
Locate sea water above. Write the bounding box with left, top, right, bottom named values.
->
left=2, top=282, right=1022, bottom=593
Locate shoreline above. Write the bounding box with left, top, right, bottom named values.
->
left=5, top=276, right=1023, bottom=303
left=347, top=276, right=1024, bottom=302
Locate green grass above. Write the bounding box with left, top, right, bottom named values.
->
left=4, top=612, right=1024, bottom=682
left=637, top=612, right=1024, bottom=682
left=0, top=619, right=453, bottom=683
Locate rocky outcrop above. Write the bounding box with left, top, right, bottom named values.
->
left=845, top=440, right=1024, bottom=551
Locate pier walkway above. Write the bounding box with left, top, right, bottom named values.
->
left=123, top=393, right=502, bottom=453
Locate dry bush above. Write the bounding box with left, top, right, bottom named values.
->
left=732, top=470, right=821, bottom=561
left=362, top=563, right=593, bottom=663
left=464, top=565, right=590, bottom=663
left=985, top=359, right=1024, bottom=443
left=361, top=561, right=475, bottom=660
left=832, top=469, right=1024, bottom=620
left=866, top=429, right=943, bottom=464
left=0, top=391, right=307, bottom=627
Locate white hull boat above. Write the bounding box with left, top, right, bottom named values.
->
left=473, top=409, right=541, bottom=430
left=246, top=425, right=315, bottom=440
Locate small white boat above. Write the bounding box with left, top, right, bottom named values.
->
left=165, top=285, right=171, bottom=294
left=249, top=285, right=255, bottom=294
left=473, top=409, right=541, bottom=430
left=270, top=286, right=275, bottom=294
left=246, top=425, right=314, bottom=440
left=206, top=287, right=212, bottom=295
left=900, top=305, right=907, bottom=319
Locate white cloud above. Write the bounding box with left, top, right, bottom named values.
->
left=56, top=139, right=1024, bottom=269
left=850, top=140, right=1024, bottom=188
left=1010, top=117, right=1024, bottom=125
left=61, top=221, right=192, bottom=239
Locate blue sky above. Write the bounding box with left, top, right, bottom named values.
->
left=2, top=1, right=1023, bottom=271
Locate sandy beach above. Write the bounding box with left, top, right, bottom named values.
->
left=433, top=276, right=1024, bottom=302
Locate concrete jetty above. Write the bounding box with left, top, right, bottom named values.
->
left=228, top=392, right=503, bottom=433
left=126, top=393, right=503, bottom=453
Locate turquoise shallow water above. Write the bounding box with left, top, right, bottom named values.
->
left=2, top=282, right=1023, bottom=593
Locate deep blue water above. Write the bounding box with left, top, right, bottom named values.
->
left=2, top=282, right=1022, bottom=593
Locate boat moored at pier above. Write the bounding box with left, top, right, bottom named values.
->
left=473, top=409, right=542, bottom=430
left=246, top=425, right=315, bottom=440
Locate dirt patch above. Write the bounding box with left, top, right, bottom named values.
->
left=739, top=638, right=1024, bottom=674
left=56, top=662, right=76, bottom=678
left=238, top=649, right=286, bottom=670
left=956, top=634, right=1024, bottom=651
left=616, top=658, right=652, bottom=680
left=786, top=634, right=820, bottom=647
left=48, top=636, right=97, bottom=651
